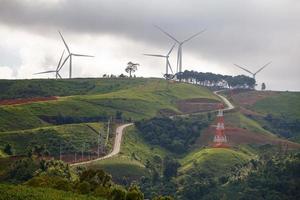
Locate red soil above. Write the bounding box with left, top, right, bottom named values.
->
left=177, top=98, right=220, bottom=114
left=231, top=90, right=276, bottom=106
left=0, top=96, right=58, bottom=106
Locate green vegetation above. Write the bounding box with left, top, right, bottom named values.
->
left=0, top=184, right=101, bottom=200
left=179, top=148, right=250, bottom=174
left=135, top=115, right=212, bottom=154
left=225, top=112, right=275, bottom=136
left=121, top=126, right=170, bottom=164
left=0, top=123, right=108, bottom=156
left=0, top=78, right=218, bottom=132
left=87, top=156, right=149, bottom=184
left=0, top=78, right=149, bottom=100
left=252, top=91, right=300, bottom=119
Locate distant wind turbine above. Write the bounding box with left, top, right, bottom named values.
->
left=233, top=61, right=272, bottom=80
left=144, top=43, right=176, bottom=79
left=33, top=50, right=65, bottom=79
left=154, top=25, right=205, bottom=74
left=58, top=31, right=94, bottom=79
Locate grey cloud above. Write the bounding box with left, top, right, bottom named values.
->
left=0, top=0, right=300, bottom=90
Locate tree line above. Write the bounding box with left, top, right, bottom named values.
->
left=175, top=70, right=256, bottom=89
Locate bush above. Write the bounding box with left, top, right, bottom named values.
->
left=77, top=181, right=91, bottom=194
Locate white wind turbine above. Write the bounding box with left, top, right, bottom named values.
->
left=234, top=61, right=272, bottom=80
left=144, top=43, right=176, bottom=79
left=58, top=31, right=94, bottom=79
left=34, top=50, right=65, bottom=79
left=154, top=25, right=205, bottom=74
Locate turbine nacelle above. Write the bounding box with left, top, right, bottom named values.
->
left=58, top=31, right=94, bottom=78
left=154, top=25, right=205, bottom=74
left=144, top=43, right=176, bottom=79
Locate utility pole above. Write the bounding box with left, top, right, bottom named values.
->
left=98, top=126, right=101, bottom=157
left=81, top=143, right=85, bottom=161
left=105, top=117, right=111, bottom=147
left=59, top=143, right=62, bottom=160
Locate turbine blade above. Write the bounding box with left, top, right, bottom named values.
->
left=154, top=25, right=180, bottom=43
left=182, top=29, right=206, bottom=44
left=167, top=59, right=174, bottom=74
left=56, top=50, right=65, bottom=71
left=33, top=70, right=56, bottom=75
left=143, top=54, right=165, bottom=58
left=58, top=54, right=70, bottom=71
left=254, top=61, right=272, bottom=75
left=233, top=64, right=253, bottom=75
left=58, top=31, right=71, bottom=54
left=57, top=73, right=62, bottom=79
left=72, top=53, right=94, bottom=57
left=167, top=43, right=176, bottom=56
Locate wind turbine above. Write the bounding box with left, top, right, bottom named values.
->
left=144, top=43, right=176, bottom=79
left=154, top=25, right=205, bottom=74
left=233, top=61, right=272, bottom=80
left=58, top=31, right=94, bottom=79
left=33, top=50, right=65, bottom=79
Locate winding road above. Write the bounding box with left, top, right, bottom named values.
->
left=214, top=90, right=235, bottom=111
left=71, top=90, right=233, bottom=166
left=71, top=123, right=133, bottom=166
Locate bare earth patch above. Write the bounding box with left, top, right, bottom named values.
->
left=177, top=98, right=220, bottom=114
left=0, top=96, right=58, bottom=106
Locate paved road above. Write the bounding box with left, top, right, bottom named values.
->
left=71, top=123, right=133, bottom=166
left=70, top=89, right=233, bottom=166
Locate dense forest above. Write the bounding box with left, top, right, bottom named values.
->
left=135, top=115, right=212, bottom=154
left=175, top=70, right=256, bottom=89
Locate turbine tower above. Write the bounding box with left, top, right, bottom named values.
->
left=58, top=31, right=94, bottom=79
left=144, top=43, right=176, bottom=79
left=155, top=25, right=205, bottom=74
left=33, top=50, right=65, bottom=79
left=234, top=61, right=272, bottom=80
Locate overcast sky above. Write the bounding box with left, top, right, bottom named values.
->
left=0, top=0, right=299, bottom=91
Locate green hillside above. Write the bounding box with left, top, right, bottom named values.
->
left=180, top=148, right=250, bottom=175
left=252, top=91, right=300, bottom=119
left=0, top=78, right=218, bottom=132
left=0, top=122, right=108, bottom=156
left=0, top=184, right=104, bottom=200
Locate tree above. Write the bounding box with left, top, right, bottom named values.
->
left=125, top=62, right=139, bottom=77
left=3, top=143, right=13, bottom=155
left=163, top=156, right=180, bottom=180
left=126, top=184, right=144, bottom=200
left=261, top=82, right=266, bottom=90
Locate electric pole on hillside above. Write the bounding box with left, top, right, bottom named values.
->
left=59, top=143, right=62, bottom=160
left=81, top=143, right=85, bottom=161
left=97, top=122, right=102, bottom=157
left=213, top=104, right=229, bottom=148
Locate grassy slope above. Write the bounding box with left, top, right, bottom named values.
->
left=0, top=78, right=148, bottom=100
left=0, top=184, right=102, bottom=200
left=225, top=112, right=275, bottom=137
left=85, top=126, right=170, bottom=183
left=179, top=148, right=251, bottom=176
left=0, top=123, right=107, bottom=156
left=0, top=79, right=218, bottom=132
left=252, top=91, right=300, bottom=119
